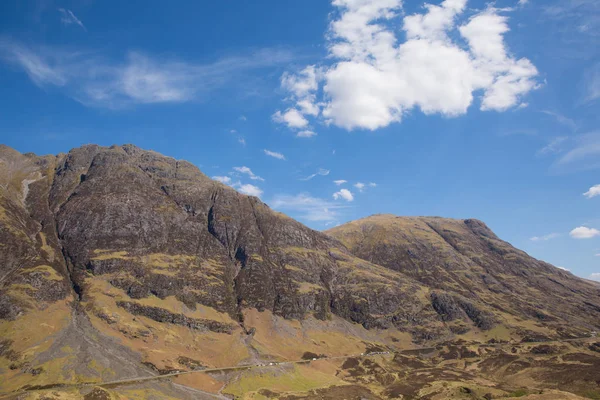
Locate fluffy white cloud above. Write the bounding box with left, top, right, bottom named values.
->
left=272, top=109, right=309, bottom=129
left=237, top=183, right=263, bottom=197
left=233, top=166, right=264, bottom=181
left=264, top=149, right=286, bottom=160
left=333, top=180, right=347, bottom=185
left=354, top=182, right=366, bottom=192
left=333, top=188, right=354, bottom=201
left=530, top=233, right=560, bottom=242
left=584, top=184, right=600, bottom=198
left=212, top=176, right=232, bottom=184
left=270, top=193, right=348, bottom=222
left=296, top=130, right=317, bottom=138
left=570, top=226, right=600, bottom=239
left=590, top=273, right=600, bottom=282
left=281, top=65, right=319, bottom=98
left=0, top=39, right=294, bottom=108
left=276, top=0, right=539, bottom=131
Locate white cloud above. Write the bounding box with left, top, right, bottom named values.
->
left=0, top=39, right=294, bottom=108
left=279, top=65, right=321, bottom=120
left=596, top=254, right=600, bottom=257
left=354, top=182, right=366, bottom=192
left=530, top=233, right=560, bottom=242
left=240, top=115, right=247, bottom=121
left=275, top=0, right=539, bottom=131
left=281, top=65, right=319, bottom=98
left=518, top=0, right=529, bottom=6
left=296, top=130, right=317, bottom=138
left=264, top=149, right=286, bottom=160
left=233, top=166, right=264, bottom=181
left=237, top=183, right=263, bottom=197
left=584, top=184, right=600, bottom=199
left=590, top=273, right=600, bottom=282
left=333, top=180, right=347, bottom=185
left=58, top=8, right=86, bottom=30
left=536, top=136, right=568, bottom=156
left=570, top=226, right=600, bottom=239
left=541, top=110, right=577, bottom=132
left=554, top=132, right=600, bottom=171
left=213, top=174, right=263, bottom=198
left=333, top=188, right=354, bottom=202
left=556, top=266, right=569, bottom=271
left=272, top=109, right=309, bottom=129
left=583, top=63, right=600, bottom=103
left=301, top=168, right=330, bottom=181
left=212, top=176, right=232, bottom=184
left=270, top=193, right=348, bottom=222
left=369, top=182, right=377, bottom=187
left=238, top=137, right=246, bottom=146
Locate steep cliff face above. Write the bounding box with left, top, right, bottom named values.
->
left=1, top=144, right=600, bottom=397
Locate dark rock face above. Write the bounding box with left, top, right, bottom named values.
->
left=115, top=301, right=235, bottom=333
left=0, top=144, right=438, bottom=338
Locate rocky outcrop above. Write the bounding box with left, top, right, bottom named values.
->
left=115, top=301, right=235, bottom=334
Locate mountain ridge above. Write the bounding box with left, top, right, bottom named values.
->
left=1, top=143, right=600, bottom=399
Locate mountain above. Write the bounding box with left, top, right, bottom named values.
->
left=1, top=144, right=599, bottom=400
left=327, top=215, right=600, bottom=339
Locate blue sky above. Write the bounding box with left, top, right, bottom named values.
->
left=0, top=0, right=599, bottom=280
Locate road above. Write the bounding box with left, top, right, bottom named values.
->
left=1, top=335, right=595, bottom=398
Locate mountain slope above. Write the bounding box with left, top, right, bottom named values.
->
left=0, top=144, right=439, bottom=395
left=327, top=214, right=600, bottom=339
left=1, top=144, right=599, bottom=399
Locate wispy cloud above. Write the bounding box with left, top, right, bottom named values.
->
left=553, top=131, right=600, bottom=172
left=0, top=38, right=294, bottom=108
left=582, top=63, right=600, bottom=103
left=530, top=233, right=561, bottom=242
left=541, top=110, right=578, bottom=132
left=270, top=193, right=349, bottom=222
left=301, top=168, right=330, bottom=181
left=296, top=130, right=317, bottom=138
left=233, top=166, right=264, bottom=181
left=333, top=180, right=347, bottom=185
left=263, top=149, right=286, bottom=160
left=536, top=136, right=569, bottom=156
left=58, top=8, right=86, bottom=30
